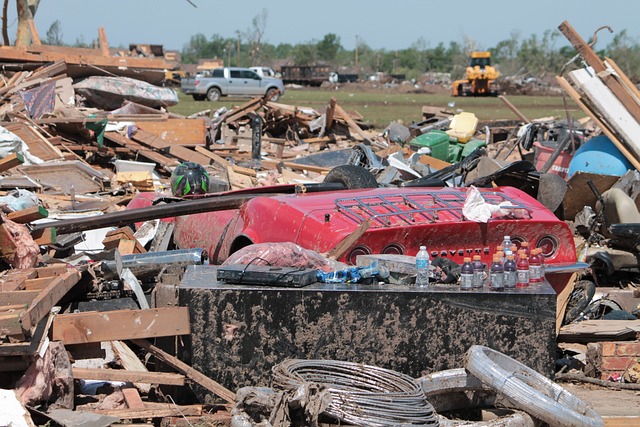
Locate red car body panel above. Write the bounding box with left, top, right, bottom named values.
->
left=128, top=186, right=579, bottom=293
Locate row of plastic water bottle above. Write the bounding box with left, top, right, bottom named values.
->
left=459, top=235, right=545, bottom=291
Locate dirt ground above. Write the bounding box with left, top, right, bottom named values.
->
left=561, top=382, right=640, bottom=417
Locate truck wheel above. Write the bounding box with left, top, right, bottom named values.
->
left=266, top=88, right=280, bottom=102
left=207, top=88, right=221, bottom=102
left=193, top=94, right=206, bottom=101
left=324, top=165, right=378, bottom=190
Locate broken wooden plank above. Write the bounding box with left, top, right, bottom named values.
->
left=104, top=132, right=179, bottom=171
left=559, top=20, right=640, bottom=125
left=325, top=97, right=336, bottom=131
left=53, top=307, right=191, bottom=345
left=72, top=368, right=185, bottom=386
left=31, top=227, right=57, bottom=246
left=7, top=205, right=48, bottom=223
left=90, top=405, right=202, bottom=419
left=20, top=269, right=81, bottom=332
left=137, top=118, right=207, bottom=147
left=122, top=388, right=145, bottom=410
left=558, top=319, right=640, bottom=343
left=0, top=290, right=40, bottom=306
left=333, top=102, right=372, bottom=144
left=98, top=27, right=109, bottom=57
left=111, top=340, right=151, bottom=393
left=0, top=152, right=25, bottom=172
left=3, top=122, right=64, bottom=161
left=131, top=339, right=235, bottom=404
left=165, top=145, right=212, bottom=165
left=223, top=97, right=263, bottom=123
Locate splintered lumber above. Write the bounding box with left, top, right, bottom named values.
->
left=559, top=20, right=640, bottom=124
left=104, top=131, right=179, bottom=170
left=7, top=205, right=48, bottom=223
left=333, top=102, right=372, bottom=143
left=111, top=340, right=151, bottom=393
left=52, top=307, right=190, bottom=344
left=137, top=118, right=207, bottom=147
left=165, top=145, right=212, bottom=165
left=131, top=339, right=236, bottom=404
left=0, top=153, right=24, bottom=172
left=19, top=269, right=81, bottom=332
left=72, top=368, right=185, bottom=386
left=558, top=319, right=640, bottom=343
left=325, top=97, right=336, bottom=131
left=91, top=404, right=203, bottom=419
left=122, top=388, right=145, bottom=411
left=223, top=97, right=263, bottom=123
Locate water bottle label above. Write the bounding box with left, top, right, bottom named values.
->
left=461, top=273, right=474, bottom=289
left=490, top=273, right=504, bottom=289
left=504, top=271, right=516, bottom=288
left=416, top=259, right=429, bottom=269
left=530, top=265, right=541, bottom=281
left=517, top=269, right=529, bottom=285
left=473, top=271, right=484, bottom=288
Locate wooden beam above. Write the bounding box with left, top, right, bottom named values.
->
left=98, top=27, right=109, bottom=57
left=20, top=270, right=81, bottom=332
left=53, top=307, right=191, bottom=344
left=73, top=367, right=185, bottom=386
left=131, top=339, right=235, bottom=404
left=194, top=146, right=232, bottom=168
left=31, top=227, right=57, bottom=246
left=604, top=416, right=640, bottom=427
left=122, top=388, right=145, bottom=410
left=0, top=152, right=24, bottom=172
left=0, top=290, right=40, bottom=306
left=91, top=405, right=202, bottom=419
left=558, top=20, right=640, bottom=124
left=27, top=19, right=40, bottom=45
left=325, top=97, right=336, bottom=131
left=605, top=57, right=640, bottom=101
left=112, top=340, right=151, bottom=393
left=333, top=102, right=372, bottom=143
left=7, top=205, right=48, bottom=223
left=165, top=145, right=212, bottom=165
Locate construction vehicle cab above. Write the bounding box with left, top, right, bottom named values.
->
left=452, top=51, right=500, bottom=97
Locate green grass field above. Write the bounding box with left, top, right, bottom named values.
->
left=169, top=88, right=584, bottom=131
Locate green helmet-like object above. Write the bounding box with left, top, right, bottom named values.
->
left=170, top=162, right=210, bottom=196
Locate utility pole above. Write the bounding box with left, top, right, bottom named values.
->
left=236, top=31, right=240, bottom=67
left=355, top=35, right=359, bottom=68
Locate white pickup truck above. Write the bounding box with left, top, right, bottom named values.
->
left=181, top=67, right=285, bottom=102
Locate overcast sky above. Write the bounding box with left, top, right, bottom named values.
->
left=15, top=0, right=639, bottom=52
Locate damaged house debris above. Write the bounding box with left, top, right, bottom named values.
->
left=1, top=18, right=640, bottom=427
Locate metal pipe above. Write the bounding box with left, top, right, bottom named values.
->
left=101, top=248, right=207, bottom=280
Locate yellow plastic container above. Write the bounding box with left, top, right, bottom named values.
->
left=446, top=112, right=478, bottom=143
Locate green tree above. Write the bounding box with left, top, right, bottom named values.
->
left=317, top=33, right=342, bottom=61
left=293, top=43, right=316, bottom=65
left=44, top=19, right=63, bottom=45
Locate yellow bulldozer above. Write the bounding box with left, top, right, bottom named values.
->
left=451, top=51, right=500, bottom=97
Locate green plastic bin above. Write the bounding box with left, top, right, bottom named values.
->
left=410, top=130, right=450, bottom=161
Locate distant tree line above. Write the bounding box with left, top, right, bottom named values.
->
left=41, top=17, right=640, bottom=82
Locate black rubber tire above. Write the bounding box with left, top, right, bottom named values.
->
left=266, top=88, right=280, bottom=102
left=324, top=164, right=378, bottom=190
left=192, top=94, right=206, bottom=101
left=563, top=280, right=596, bottom=325
left=207, top=87, right=221, bottom=102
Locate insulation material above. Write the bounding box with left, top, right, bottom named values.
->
left=0, top=215, right=40, bottom=268
left=222, top=242, right=346, bottom=272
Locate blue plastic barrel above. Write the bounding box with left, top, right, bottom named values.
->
left=567, top=135, right=633, bottom=179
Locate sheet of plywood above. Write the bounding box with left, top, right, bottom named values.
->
left=52, top=307, right=190, bottom=344
left=137, top=118, right=207, bottom=147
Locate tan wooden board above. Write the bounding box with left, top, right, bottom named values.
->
left=53, top=307, right=190, bottom=344
left=73, top=367, right=185, bottom=386
left=137, top=118, right=207, bottom=147
left=3, top=122, right=64, bottom=161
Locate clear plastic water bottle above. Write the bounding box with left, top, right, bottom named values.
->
left=501, top=235, right=513, bottom=263
left=415, top=245, right=430, bottom=286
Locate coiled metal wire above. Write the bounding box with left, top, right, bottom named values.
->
left=272, top=359, right=439, bottom=427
